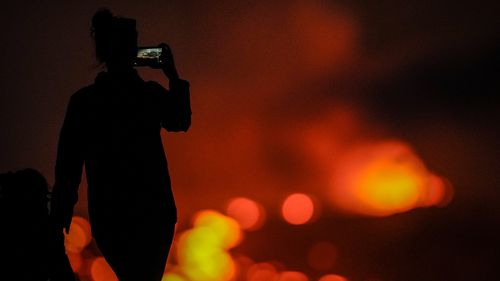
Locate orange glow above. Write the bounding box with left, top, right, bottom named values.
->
left=162, top=273, right=186, bottom=281
left=177, top=210, right=241, bottom=281
left=247, top=262, right=279, bottom=281
left=290, top=1, right=359, bottom=72
left=226, top=197, right=265, bottom=231
left=307, top=242, right=338, bottom=271
left=67, top=252, right=83, bottom=273
left=318, top=274, right=349, bottom=281
left=90, top=257, right=117, bottom=281
left=421, top=174, right=454, bottom=207
left=282, top=193, right=314, bottom=225
left=278, top=271, right=309, bottom=281
left=193, top=210, right=242, bottom=248
left=358, top=159, right=422, bottom=213
left=234, top=255, right=255, bottom=281
left=64, top=216, right=92, bottom=253
left=330, top=141, right=452, bottom=216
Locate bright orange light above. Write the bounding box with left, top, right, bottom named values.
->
left=178, top=228, right=236, bottom=281
left=177, top=210, right=240, bottom=281
left=307, top=242, right=338, bottom=271
left=90, top=257, right=117, bottom=281
left=247, top=263, right=279, bottom=281
left=278, top=271, right=309, bottom=281
left=421, top=174, right=453, bottom=207
left=329, top=141, right=452, bottom=216
left=282, top=193, right=314, bottom=225
left=65, top=216, right=92, bottom=253
left=162, top=273, right=186, bottom=281
left=67, top=252, right=83, bottom=273
left=318, top=274, right=349, bottom=281
left=357, top=158, right=423, bottom=213
left=226, top=197, right=265, bottom=231
left=193, top=210, right=242, bottom=248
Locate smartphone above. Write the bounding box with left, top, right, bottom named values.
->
left=134, top=47, right=163, bottom=67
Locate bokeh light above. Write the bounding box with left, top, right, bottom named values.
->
left=162, top=273, right=186, bottom=281
left=226, top=197, right=266, bottom=231
left=233, top=255, right=255, bottom=281
left=67, top=252, right=83, bottom=273
left=282, top=193, right=315, bottom=225
left=90, top=257, right=118, bottom=281
left=193, top=210, right=242, bottom=249
left=278, top=271, right=309, bottom=281
left=247, top=262, right=280, bottom=281
left=177, top=210, right=241, bottom=281
left=329, top=140, right=453, bottom=216
left=318, top=274, right=349, bottom=281
left=307, top=242, right=338, bottom=271
left=64, top=216, right=92, bottom=253
left=421, top=174, right=454, bottom=207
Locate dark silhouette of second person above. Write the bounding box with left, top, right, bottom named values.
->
left=50, top=9, right=191, bottom=281
left=0, top=169, right=74, bottom=281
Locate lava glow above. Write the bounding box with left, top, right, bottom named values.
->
left=64, top=216, right=92, bottom=253
left=318, top=274, right=349, bottom=281
left=278, top=271, right=309, bottom=281
left=282, top=193, right=315, bottom=225
left=247, top=263, right=279, bottom=281
left=162, top=273, right=185, bottom=281
left=329, top=140, right=451, bottom=216
left=176, top=210, right=241, bottom=281
left=192, top=210, right=242, bottom=249
left=90, top=256, right=118, bottom=281
left=226, top=197, right=265, bottom=231
left=67, top=252, right=83, bottom=273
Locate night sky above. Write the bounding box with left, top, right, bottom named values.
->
left=1, top=1, right=499, bottom=280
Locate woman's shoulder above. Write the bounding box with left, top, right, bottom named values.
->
left=68, top=84, right=99, bottom=105
left=75, top=84, right=97, bottom=95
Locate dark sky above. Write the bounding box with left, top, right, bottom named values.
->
left=1, top=1, right=499, bottom=280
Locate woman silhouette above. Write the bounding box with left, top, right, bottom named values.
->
left=50, top=9, right=191, bottom=281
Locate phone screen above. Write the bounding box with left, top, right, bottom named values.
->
left=134, top=47, right=163, bottom=67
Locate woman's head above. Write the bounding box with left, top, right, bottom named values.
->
left=91, top=9, right=137, bottom=69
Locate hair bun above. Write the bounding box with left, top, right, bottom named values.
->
left=91, top=8, right=113, bottom=34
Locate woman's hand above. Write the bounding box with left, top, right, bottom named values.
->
left=158, top=43, right=179, bottom=81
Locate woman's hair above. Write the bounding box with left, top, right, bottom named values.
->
left=91, top=9, right=138, bottom=65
